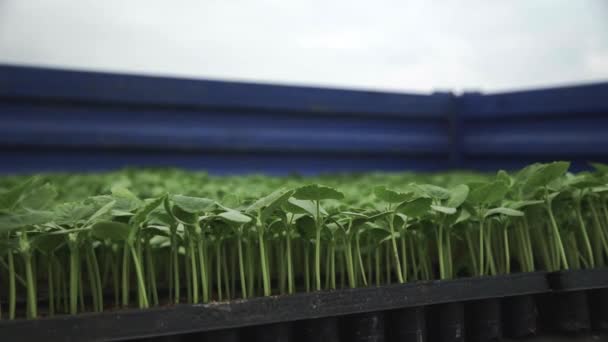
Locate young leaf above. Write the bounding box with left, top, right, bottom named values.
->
left=0, top=210, right=54, bottom=233
left=91, top=221, right=132, bottom=241
left=467, top=181, right=509, bottom=205
left=590, top=162, right=608, bottom=174
left=246, top=188, right=294, bottom=222
left=373, top=186, right=413, bottom=203
left=171, top=195, right=215, bottom=214
left=484, top=207, right=524, bottom=218
left=398, top=197, right=432, bottom=217
left=293, top=184, right=344, bottom=201
left=446, top=184, right=469, bottom=208
left=131, top=195, right=167, bottom=228
left=431, top=205, right=457, bottom=215
left=411, top=184, right=451, bottom=200
left=20, top=183, right=58, bottom=210
left=218, top=210, right=252, bottom=224
left=524, top=161, right=570, bottom=191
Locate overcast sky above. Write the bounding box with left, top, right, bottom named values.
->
left=1, top=0, right=607, bottom=93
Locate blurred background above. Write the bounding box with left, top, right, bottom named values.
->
left=1, top=0, right=607, bottom=174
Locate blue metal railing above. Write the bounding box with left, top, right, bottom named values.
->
left=1, top=65, right=606, bottom=174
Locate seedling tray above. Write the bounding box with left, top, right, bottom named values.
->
left=0, top=272, right=549, bottom=342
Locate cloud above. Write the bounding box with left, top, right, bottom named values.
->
left=0, top=0, right=607, bottom=92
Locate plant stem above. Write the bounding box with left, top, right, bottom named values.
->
left=575, top=200, right=595, bottom=268
left=345, top=240, right=356, bottom=288
left=48, top=256, right=55, bottom=316
left=355, top=234, right=368, bottom=286
left=400, top=234, right=407, bottom=283
left=8, top=251, right=16, bottom=319
left=237, top=237, right=247, bottom=298
left=437, top=225, right=445, bottom=279
left=388, top=214, right=404, bottom=283
left=23, top=251, right=37, bottom=318
left=129, top=246, right=149, bottom=308
left=286, top=234, right=294, bottom=294
left=479, top=219, right=485, bottom=276
left=258, top=224, right=271, bottom=296
left=304, top=244, right=310, bottom=292
left=546, top=202, right=569, bottom=269
left=70, top=246, right=79, bottom=314
left=216, top=243, right=223, bottom=300
left=188, top=239, right=198, bottom=303
left=121, top=244, right=130, bottom=307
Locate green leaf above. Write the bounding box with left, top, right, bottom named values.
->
left=131, top=195, right=166, bottom=228
left=85, top=200, right=116, bottom=226
left=295, top=215, right=316, bottom=241
left=32, top=233, right=66, bottom=254
left=431, top=205, right=457, bottom=215
left=20, top=183, right=58, bottom=210
left=592, top=185, right=608, bottom=193
left=111, top=186, right=142, bottom=212
left=467, top=181, right=509, bottom=205
left=446, top=184, right=469, bottom=208
left=524, top=161, right=570, bottom=191
left=591, top=162, right=608, bottom=174
left=398, top=197, right=432, bottom=217
left=373, top=186, right=413, bottom=203
left=247, top=188, right=294, bottom=222
left=411, top=184, right=451, bottom=200
left=293, top=184, right=344, bottom=201
left=0, top=210, right=54, bottom=233
left=504, top=200, right=544, bottom=210
left=52, top=202, right=95, bottom=225
left=218, top=210, right=252, bottom=224
left=496, top=170, right=513, bottom=187
left=91, top=221, right=132, bottom=241
left=0, top=177, right=41, bottom=209
left=284, top=198, right=327, bottom=220
left=171, top=195, right=215, bottom=214
left=484, top=207, right=524, bottom=218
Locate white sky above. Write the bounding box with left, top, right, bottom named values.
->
left=1, top=0, right=607, bottom=93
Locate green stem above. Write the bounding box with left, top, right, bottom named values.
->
left=345, top=240, right=356, bottom=288
left=546, top=202, right=569, bottom=269
left=189, top=240, right=199, bottom=303
left=286, top=234, right=294, bottom=294
left=479, top=219, right=485, bottom=276
left=258, top=226, right=271, bottom=296
left=48, top=256, right=55, bottom=316
left=355, top=234, right=368, bottom=286
left=129, top=246, right=149, bottom=308
left=171, top=231, right=180, bottom=304
left=216, top=243, right=223, bottom=301
left=145, top=240, right=159, bottom=306
left=388, top=215, right=404, bottom=283
left=237, top=237, right=247, bottom=298
left=465, top=231, right=478, bottom=276
left=8, top=251, right=16, bottom=319
left=575, top=200, right=595, bottom=268
left=23, top=252, right=37, bottom=318
left=437, top=225, right=445, bottom=279
left=222, top=245, right=230, bottom=300
left=400, top=235, right=407, bottom=283
left=304, top=244, right=310, bottom=292
left=504, top=226, right=510, bottom=274
left=84, top=248, right=99, bottom=312
left=70, top=247, right=79, bottom=314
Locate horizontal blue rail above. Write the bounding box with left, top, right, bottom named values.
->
left=1, top=65, right=607, bottom=174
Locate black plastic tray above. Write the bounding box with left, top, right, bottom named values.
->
left=548, top=268, right=608, bottom=292
left=0, top=272, right=549, bottom=342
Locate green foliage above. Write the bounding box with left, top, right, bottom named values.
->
left=0, top=160, right=607, bottom=320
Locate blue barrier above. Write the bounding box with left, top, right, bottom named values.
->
left=1, top=65, right=607, bottom=174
